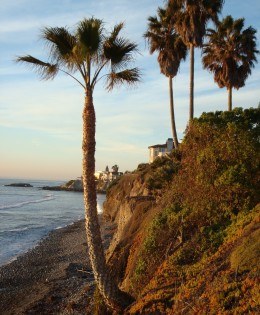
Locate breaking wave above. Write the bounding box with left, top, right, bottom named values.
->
left=0, top=194, right=54, bottom=210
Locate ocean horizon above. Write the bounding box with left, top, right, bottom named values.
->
left=0, top=178, right=105, bottom=267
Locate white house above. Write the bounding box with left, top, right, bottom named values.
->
left=95, top=167, right=123, bottom=182
left=148, top=138, right=174, bottom=163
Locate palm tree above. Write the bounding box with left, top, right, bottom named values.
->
left=167, top=0, right=224, bottom=120
left=144, top=7, right=187, bottom=149
left=16, top=17, right=140, bottom=312
left=202, top=15, right=259, bottom=111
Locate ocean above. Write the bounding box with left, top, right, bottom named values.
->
left=0, top=178, right=106, bottom=267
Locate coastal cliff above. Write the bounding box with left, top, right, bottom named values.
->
left=101, top=108, right=260, bottom=314
left=103, top=172, right=157, bottom=283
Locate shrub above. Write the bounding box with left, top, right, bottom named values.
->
left=230, top=228, right=260, bottom=272
left=146, top=158, right=179, bottom=191
left=127, top=108, right=260, bottom=301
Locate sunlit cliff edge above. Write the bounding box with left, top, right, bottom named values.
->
left=100, top=108, right=259, bottom=314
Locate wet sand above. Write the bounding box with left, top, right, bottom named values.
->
left=0, top=216, right=115, bottom=315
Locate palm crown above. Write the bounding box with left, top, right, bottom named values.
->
left=202, top=15, right=259, bottom=90
left=16, top=18, right=140, bottom=92
left=144, top=6, right=187, bottom=149
left=202, top=15, right=259, bottom=111
left=167, top=0, right=224, bottom=47
left=144, top=7, right=187, bottom=78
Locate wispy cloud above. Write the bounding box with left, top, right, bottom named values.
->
left=1, top=0, right=259, bottom=178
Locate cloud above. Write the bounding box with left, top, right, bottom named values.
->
left=1, top=0, right=260, bottom=178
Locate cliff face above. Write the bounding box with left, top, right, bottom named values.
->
left=102, top=157, right=180, bottom=293
left=103, top=173, right=150, bottom=221
left=103, top=173, right=157, bottom=283
left=102, top=108, right=260, bottom=314
left=104, top=172, right=260, bottom=315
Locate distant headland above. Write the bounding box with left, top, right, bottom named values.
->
left=42, top=178, right=105, bottom=194
left=42, top=179, right=85, bottom=192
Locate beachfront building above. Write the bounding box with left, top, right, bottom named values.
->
left=148, top=138, right=174, bottom=163
left=94, top=171, right=103, bottom=180
left=100, top=171, right=123, bottom=182
left=95, top=166, right=123, bottom=182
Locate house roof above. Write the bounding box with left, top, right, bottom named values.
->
left=148, top=144, right=167, bottom=149
left=148, top=138, right=173, bottom=149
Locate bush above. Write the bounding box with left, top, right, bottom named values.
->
left=128, top=108, right=260, bottom=296
left=230, top=228, right=260, bottom=272
left=146, top=157, right=180, bottom=191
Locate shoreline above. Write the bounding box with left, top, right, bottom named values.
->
left=0, top=188, right=106, bottom=268
left=0, top=218, right=85, bottom=268
left=0, top=215, right=116, bottom=315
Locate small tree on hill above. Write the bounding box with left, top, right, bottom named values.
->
left=112, top=164, right=119, bottom=173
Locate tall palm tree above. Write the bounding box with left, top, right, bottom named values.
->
left=16, top=17, right=140, bottom=312
left=167, top=0, right=224, bottom=120
left=202, top=15, right=259, bottom=111
left=144, top=7, right=187, bottom=149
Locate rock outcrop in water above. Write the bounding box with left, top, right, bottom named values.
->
left=42, top=179, right=83, bottom=192
left=5, top=183, right=33, bottom=187
left=42, top=178, right=107, bottom=193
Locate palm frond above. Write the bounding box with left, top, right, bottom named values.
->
left=109, top=22, right=124, bottom=41
left=104, top=37, right=138, bottom=71
left=103, top=22, right=139, bottom=73
left=77, top=17, right=104, bottom=58
left=41, top=27, right=78, bottom=71
left=15, top=55, right=58, bottom=80
left=106, top=68, right=141, bottom=91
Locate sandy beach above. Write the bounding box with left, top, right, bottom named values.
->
left=0, top=216, right=115, bottom=315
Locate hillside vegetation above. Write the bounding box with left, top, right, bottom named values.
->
left=101, top=107, right=260, bottom=315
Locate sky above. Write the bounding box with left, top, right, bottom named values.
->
left=0, top=0, right=259, bottom=180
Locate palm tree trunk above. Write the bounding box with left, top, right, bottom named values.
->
left=228, top=87, right=232, bottom=111
left=169, top=77, right=178, bottom=149
left=82, top=86, right=134, bottom=312
left=189, top=43, right=194, bottom=120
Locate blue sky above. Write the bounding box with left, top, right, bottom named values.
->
left=0, top=0, right=259, bottom=180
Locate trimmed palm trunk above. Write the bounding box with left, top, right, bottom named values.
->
left=16, top=18, right=141, bottom=312
left=169, top=77, right=178, bottom=149
left=189, top=43, right=194, bottom=120
left=228, top=86, right=232, bottom=111
left=82, top=86, right=133, bottom=312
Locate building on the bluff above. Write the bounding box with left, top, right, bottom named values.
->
left=94, top=166, right=123, bottom=182
left=148, top=138, right=174, bottom=163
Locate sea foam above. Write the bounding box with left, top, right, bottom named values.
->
left=0, top=194, right=54, bottom=210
